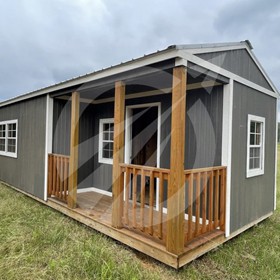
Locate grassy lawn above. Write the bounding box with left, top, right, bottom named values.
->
left=1, top=148, right=280, bottom=279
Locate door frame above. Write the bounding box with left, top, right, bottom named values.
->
left=124, top=102, right=161, bottom=208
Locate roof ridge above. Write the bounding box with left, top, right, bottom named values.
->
left=169, top=40, right=252, bottom=51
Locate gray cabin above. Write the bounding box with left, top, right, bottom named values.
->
left=0, top=41, right=278, bottom=268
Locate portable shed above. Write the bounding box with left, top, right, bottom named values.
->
left=0, top=40, right=278, bottom=268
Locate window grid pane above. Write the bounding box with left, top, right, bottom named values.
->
left=0, top=121, right=17, bottom=155
left=0, top=124, right=5, bottom=138
left=100, top=121, right=114, bottom=160
left=248, top=119, right=263, bottom=171
left=0, top=139, right=5, bottom=151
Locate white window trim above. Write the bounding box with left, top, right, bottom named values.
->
left=246, top=114, right=265, bottom=178
left=98, top=118, right=114, bottom=165
left=0, top=119, right=18, bottom=158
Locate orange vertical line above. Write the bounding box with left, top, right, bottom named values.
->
left=187, top=173, right=193, bottom=241
left=140, top=168, right=145, bottom=231
left=195, top=173, right=201, bottom=237
left=214, top=170, right=220, bottom=228
left=202, top=172, right=207, bottom=233
left=149, top=170, right=154, bottom=235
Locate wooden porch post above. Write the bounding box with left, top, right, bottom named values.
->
left=166, top=66, right=187, bottom=254
left=112, top=81, right=125, bottom=228
left=68, top=91, right=80, bottom=209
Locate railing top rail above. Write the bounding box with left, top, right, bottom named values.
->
left=184, top=166, right=227, bottom=175
left=120, top=164, right=226, bottom=175
left=49, top=153, right=70, bottom=159
left=119, top=163, right=170, bottom=174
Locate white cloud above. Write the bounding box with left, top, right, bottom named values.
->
left=0, top=0, right=279, bottom=102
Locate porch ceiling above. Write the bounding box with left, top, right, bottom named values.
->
left=51, top=62, right=228, bottom=103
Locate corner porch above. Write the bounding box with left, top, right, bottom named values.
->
left=46, top=62, right=229, bottom=267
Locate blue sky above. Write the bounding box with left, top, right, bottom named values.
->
left=0, top=0, right=279, bottom=113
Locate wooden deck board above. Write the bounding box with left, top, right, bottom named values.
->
left=75, top=191, right=219, bottom=247
left=49, top=190, right=226, bottom=268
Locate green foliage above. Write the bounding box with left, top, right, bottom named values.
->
left=1, top=146, right=280, bottom=279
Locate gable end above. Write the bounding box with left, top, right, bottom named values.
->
left=196, top=49, right=273, bottom=91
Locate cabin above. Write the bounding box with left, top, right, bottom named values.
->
left=0, top=41, right=278, bottom=268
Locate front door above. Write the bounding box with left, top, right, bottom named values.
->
left=125, top=104, right=160, bottom=207
left=131, top=106, right=158, bottom=167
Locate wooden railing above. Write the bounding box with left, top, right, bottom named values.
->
left=119, top=163, right=170, bottom=240
left=184, top=166, right=226, bottom=243
left=47, top=156, right=226, bottom=245
left=48, top=154, right=70, bottom=203
left=119, top=164, right=226, bottom=246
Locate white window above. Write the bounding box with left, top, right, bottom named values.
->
left=0, top=120, right=18, bottom=158
left=98, top=118, right=114, bottom=164
left=246, top=115, right=265, bottom=178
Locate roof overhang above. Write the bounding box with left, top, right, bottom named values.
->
left=0, top=41, right=278, bottom=108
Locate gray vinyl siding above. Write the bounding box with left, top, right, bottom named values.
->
left=230, top=82, right=276, bottom=234
left=0, top=96, right=47, bottom=199
left=197, top=49, right=273, bottom=91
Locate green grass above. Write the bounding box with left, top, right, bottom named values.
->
left=1, top=147, right=280, bottom=279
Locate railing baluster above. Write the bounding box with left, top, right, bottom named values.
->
left=48, top=155, right=53, bottom=196
left=53, top=155, right=57, bottom=196
left=202, top=172, right=207, bottom=233
left=195, top=172, right=201, bottom=237
left=149, top=170, right=154, bottom=235
left=62, top=158, right=68, bottom=201
left=214, top=169, right=220, bottom=228
left=208, top=171, right=214, bottom=231
left=58, top=157, right=63, bottom=199
left=132, top=168, right=137, bottom=228
left=187, top=173, right=193, bottom=241
left=158, top=172, right=164, bottom=239
left=140, top=168, right=145, bottom=231
left=56, top=156, right=60, bottom=198
left=124, top=167, right=130, bottom=225
left=220, top=168, right=226, bottom=230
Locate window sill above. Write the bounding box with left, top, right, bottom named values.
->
left=98, top=158, right=113, bottom=165
left=0, top=152, right=17, bottom=158
left=246, top=169, right=264, bottom=178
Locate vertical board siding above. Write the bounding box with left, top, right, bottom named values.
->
left=185, top=86, right=223, bottom=169
left=92, top=102, right=114, bottom=192
left=52, top=99, right=95, bottom=189
left=197, top=49, right=273, bottom=91
left=230, top=82, right=276, bottom=233
left=52, top=99, right=71, bottom=155
left=0, top=96, right=47, bottom=199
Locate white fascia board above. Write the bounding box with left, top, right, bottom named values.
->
left=178, top=50, right=279, bottom=99
left=243, top=45, right=280, bottom=96
left=175, top=57, right=188, bottom=67
left=0, top=49, right=181, bottom=108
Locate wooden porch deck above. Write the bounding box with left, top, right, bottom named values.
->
left=48, top=190, right=226, bottom=268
